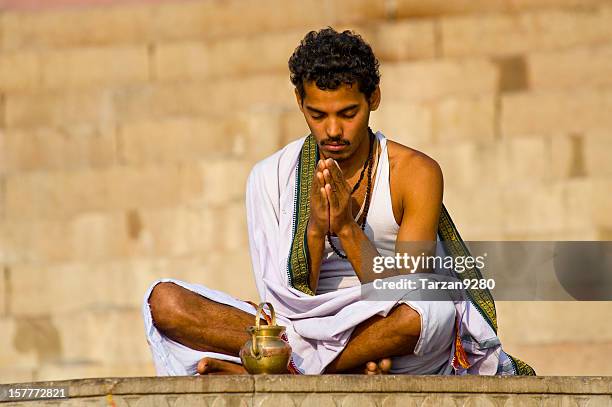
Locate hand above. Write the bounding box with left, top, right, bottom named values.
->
left=322, top=158, right=356, bottom=235
left=308, top=159, right=330, bottom=236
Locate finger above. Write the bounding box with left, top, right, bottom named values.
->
left=323, top=169, right=336, bottom=192
left=325, top=183, right=339, bottom=209
left=326, top=159, right=349, bottom=193
left=320, top=186, right=328, bottom=208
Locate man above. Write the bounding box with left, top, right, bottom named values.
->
left=143, top=28, right=534, bottom=376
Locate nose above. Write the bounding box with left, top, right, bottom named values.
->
left=326, top=118, right=342, bottom=139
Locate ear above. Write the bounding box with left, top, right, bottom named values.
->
left=368, top=86, right=381, bottom=111
left=294, top=88, right=304, bottom=113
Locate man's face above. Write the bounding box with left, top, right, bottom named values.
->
left=296, top=81, right=380, bottom=162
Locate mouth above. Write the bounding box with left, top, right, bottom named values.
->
left=322, top=142, right=349, bottom=153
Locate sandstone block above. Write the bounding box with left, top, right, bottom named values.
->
left=206, top=31, right=302, bottom=78
left=118, top=117, right=238, bottom=165
left=9, top=263, right=104, bottom=316
left=370, top=20, right=436, bottom=62
left=206, top=250, right=259, bottom=300
left=240, top=108, right=284, bottom=161
left=1, top=4, right=153, bottom=50
left=112, top=82, right=209, bottom=123
left=0, top=267, right=5, bottom=316
left=153, top=41, right=210, bottom=81
left=5, top=88, right=115, bottom=128
left=329, top=0, right=387, bottom=24
left=0, top=51, right=39, bottom=91
left=113, top=76, right=293, bottom=122
left=369, top=101, right=433, bottom=146
left=441, top=7, right=612, bottom=57
left=0, top=316, right=59, bottom=369
left=0, top=125, right=117, bottom=174
left=1, top=218, right=73, bottom=264
left=199, top=159, right=252, bottom=206
left=207, top=74, right=295, bottom=116
left=497, top=302, right=612, bottom=346
left=380, top=60, right=498, bottom=103
left=129, top=207, right=214, bottom=258
left=394, top=0, right=612, bottom=18
left=210, top=202, right=248, bottom=252
left=151, top=0, right=333, bottom=41
left=498, top=137, right=552, bottom=185
left=501, top=88, right=612, bottom=137
left=8, top=257, right=213, bottom=314
left=71, top=212, right=135, bottom=262
left=0, top=366, right=35, bottom=384
left=563, top=179, right=612, bottom=230
left=4, top=164, right=206, bottom=220
left=54, top=309, right=151, bottom=366
left=434, top=95, right=496, bottom=143
left=443, top=187, right=505, bottom=240
left=528, top=44, right=612, bottom=90
left=40, top=46, right=149, bottom=89
left=425, top=142, right=500, bottom=189
left=35, top=362, right=155, bottom=382
left=280, top=110, right=309, bottom=147
left=501, top=183, right=566, bottom=234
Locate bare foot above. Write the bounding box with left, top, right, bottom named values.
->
left=364, top=358, right=392, bottom=375
left=196, top=357, right=248, bottom=375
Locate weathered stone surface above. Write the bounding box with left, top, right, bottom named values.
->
left=434, top=95, right=496, bottom=143
left=0, top=125, right=117, bottom=174
left=40, top=46, right=149, bottom=89
left=381, top=60, right=498, bottom=103
left=551, top=133, right=612, bottom=179
left=370, top=20, right=436, bottom=61
left=528, top=44, right=612, bottom=90
left=395, top=0, right=612, bottom=18
left=1, top=376, right=611, bottom=405
left=501, top=88, right=612, bottom=137
left=0, top=51, right=39, bottom=91
left=370, top=101, right=433, bottom=146
left=441, top=7, right=612, bottom=57
left=4, top=165, right=206, bottom=220
left=155, top=31, right=302, bottom=80
left=0, top=268, right=6, bottom=317
left=118, top=117, right=240, bottom=165
left=5, top=88, right=115, bottom=128
left=1, top=4, right=154, bottom=49
left=500, top=341, right=612, bottom=376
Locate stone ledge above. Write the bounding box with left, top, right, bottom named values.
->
left=1, top=376, right=611, bottom=406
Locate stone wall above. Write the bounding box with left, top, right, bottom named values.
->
left=1, top=0, right=611, bottom=382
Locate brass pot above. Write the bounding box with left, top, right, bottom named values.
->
left=239, top=302, right=292, bottom=374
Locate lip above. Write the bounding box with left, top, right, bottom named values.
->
left=323, top=143, right=348, bottom=152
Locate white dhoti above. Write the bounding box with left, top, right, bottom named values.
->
left=143, top=277, right=456, bottom=375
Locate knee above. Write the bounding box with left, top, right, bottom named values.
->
left=148, top=282, right=183, bottom=332
left=390, top=304, right=422, bottom=341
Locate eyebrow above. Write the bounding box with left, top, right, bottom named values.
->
left=305, top=104, right=360, bottom=115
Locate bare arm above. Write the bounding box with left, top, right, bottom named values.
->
left=323, top=154, right=443, bottom=284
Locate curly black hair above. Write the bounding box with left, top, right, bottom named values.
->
left=288, top=27, right=380, bottom=101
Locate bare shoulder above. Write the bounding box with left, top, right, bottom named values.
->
left=386, top=140, right=443, bottom=189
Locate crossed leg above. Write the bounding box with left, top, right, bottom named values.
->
left=148, top=282, right=421, bottom=374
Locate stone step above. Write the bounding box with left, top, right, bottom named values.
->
left=0, top=376, right=611, bottom=406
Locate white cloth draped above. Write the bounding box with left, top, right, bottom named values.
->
left=143, top=133, right=515, bottom=376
